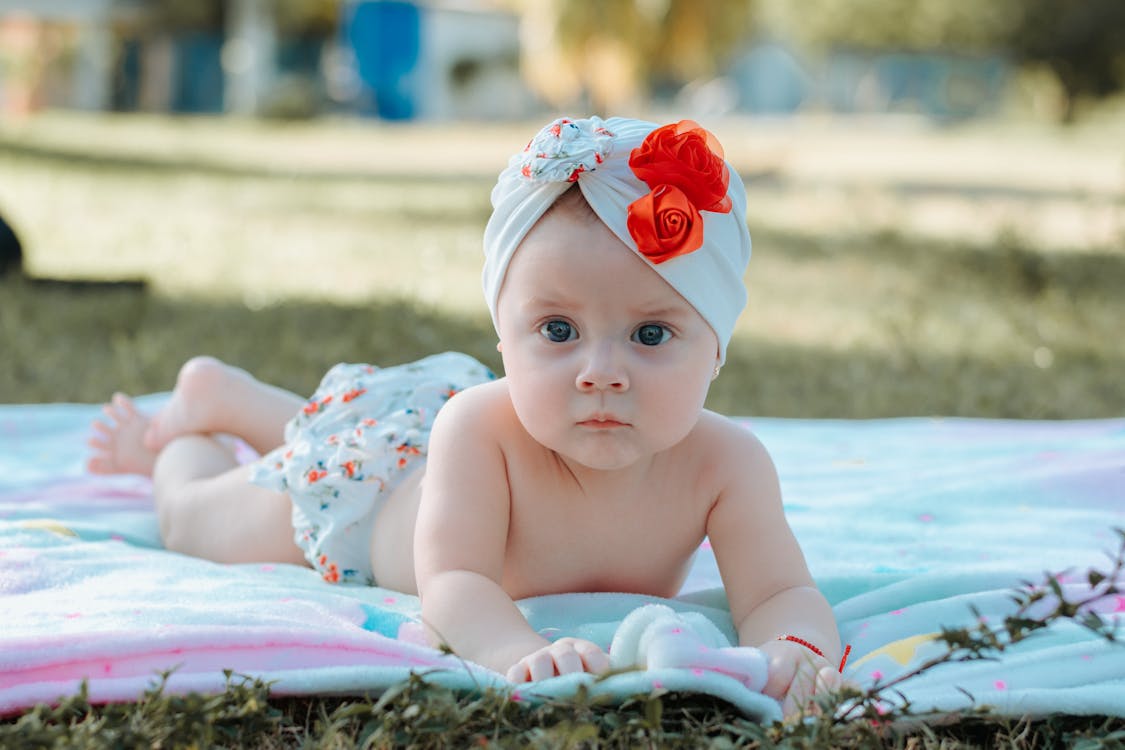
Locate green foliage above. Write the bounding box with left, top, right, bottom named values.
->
left=0, top=671, right=282, bottom=749
left=145, top=0, right=339, bottom=36
left=762, top=0, right=1125, bottom=117
left=555, top=0, right=754, bottom=86
left=762, top=0, right=1023, bottom=55
left=1007, top=0, right=1125, bottom=120
left=274, top=0, right=340, bottom=37
left=148, top=0, right=226, bottom=32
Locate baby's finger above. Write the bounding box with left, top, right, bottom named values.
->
left=762, top=658, right=797, bottom=701
left=782, top=670, right=804, bottom=716
left=550, top=644, right=585, bottom=676
left=526, top=650, right=558, bottom=682
left=505, top=661, right=530, bottom=683
left=574, top=642, right=610, bottom=674
left=816, top=666, right=841, bottom=693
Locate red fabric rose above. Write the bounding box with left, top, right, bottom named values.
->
left=626, top=120, right=732, bottom=263
left=628, top=120, right=732, bottom=214
left=626, top=184, right=704, bottom=264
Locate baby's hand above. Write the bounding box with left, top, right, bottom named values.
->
left=505, top=637, right=610, bottom=682
left=759, top=639, right=842, bottom=718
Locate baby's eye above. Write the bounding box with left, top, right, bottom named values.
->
left=633, top=324, right=671, bottom=346
left=540, top=319, right=576, bottom=343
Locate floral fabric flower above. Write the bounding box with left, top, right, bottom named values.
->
left=517, top=116, right=615, bottom=183
left=626, top=120, right=732, bottom=263
left=625, top=184, right=703, bottom=265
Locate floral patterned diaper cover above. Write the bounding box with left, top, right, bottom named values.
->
left=249, top=351, right=494, bottom=585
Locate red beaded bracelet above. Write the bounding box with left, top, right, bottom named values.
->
left=777, top=634, right=824, bottom=657
left=777, top=635, right=852, bottom=673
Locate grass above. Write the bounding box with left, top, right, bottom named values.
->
left=2, top=227, right=1123, bottom=419
left=3, top=671, right=1125, bottom=748
left=1, top=112, right=1123, bottom=747
left=2, top=113, right=1122, bottom=420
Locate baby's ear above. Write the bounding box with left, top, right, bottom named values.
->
left=496, top=341, right=504, bottom=353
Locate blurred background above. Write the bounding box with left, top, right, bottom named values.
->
left=0, top=0, right=1122, bottom=419
left=2, top=0, right=1124, bottom=121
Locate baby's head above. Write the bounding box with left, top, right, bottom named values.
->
left=483, top=116, right=751, bottom=365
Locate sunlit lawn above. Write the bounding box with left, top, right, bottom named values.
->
left=1, top=112, right=1122, bottom=418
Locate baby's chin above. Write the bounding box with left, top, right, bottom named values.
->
left=551, top=435, right=672, bottom=474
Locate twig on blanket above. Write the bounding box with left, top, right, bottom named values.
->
left=827, top=527, right=1125, bottom=727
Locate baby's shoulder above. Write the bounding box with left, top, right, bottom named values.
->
left=688, top=410, right=775, bottom=477
left=431, top=377, right=516, bottom=435
left=691, top=410, right=765, bottom=448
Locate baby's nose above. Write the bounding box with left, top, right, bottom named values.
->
left=576, top=348, right=628, bottom=392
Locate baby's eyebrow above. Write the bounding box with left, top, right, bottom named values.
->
left=518, top=296, right=690, bottom=319
left=521, top=295, right=573, bottom=310
left=632, top=303, right=691, bottom=319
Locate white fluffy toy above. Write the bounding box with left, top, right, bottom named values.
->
left=609, top=604, right=768, bottom=692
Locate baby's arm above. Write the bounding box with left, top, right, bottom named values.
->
left=704, top=423, right=841, bottom=712
left=414, top=385, right=607, bottom=679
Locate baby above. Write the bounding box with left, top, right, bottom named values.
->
left=89, top=116, right=841, bottom=715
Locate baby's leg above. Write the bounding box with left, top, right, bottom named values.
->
left=89, top=356, right=305, bottom=477
left=153, top=435, right=306, bottom=566
left=145, top=356, right=305, bottom=456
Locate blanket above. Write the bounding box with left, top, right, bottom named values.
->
left=2, top=397, right=1123, bottom=723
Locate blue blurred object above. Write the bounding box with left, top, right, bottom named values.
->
left=730, top=41, right=809, bottom=114
left=825, top=50, right=1008, bottom=119
left=343, top=0, right=421, bottom=120
left=172, top=32, right=225, bottom=114
left=730, top=40, right=1008, bottom=119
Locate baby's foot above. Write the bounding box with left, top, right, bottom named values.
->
left=143, top=356, right=226, bottom=453
left=87, top=394, right=159, bottom=477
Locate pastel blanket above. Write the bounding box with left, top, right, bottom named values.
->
left=2, top=398, right=1123, bottom=723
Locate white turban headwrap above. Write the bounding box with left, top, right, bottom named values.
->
left=482, top=116, right=751, bottom=364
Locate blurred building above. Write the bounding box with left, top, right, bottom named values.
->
left=0, top=0, right=144, bottom=114
left=0, top=0, right=1008, bottom=122
left=724, top=40, right=1009, bottom=120
left=0, top=0, right=536, bottom=120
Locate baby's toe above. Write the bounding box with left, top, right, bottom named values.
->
left=87, top=456, right=113, bottom=474
left=142, top=419, right=162, bottom=452
left=111, top=393, right=139, bottom=420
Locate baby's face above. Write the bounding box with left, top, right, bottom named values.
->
left=496, top=204, right=719, bottom=472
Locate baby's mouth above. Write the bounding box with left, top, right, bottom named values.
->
left=577, top=416, right=629, bottom=428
